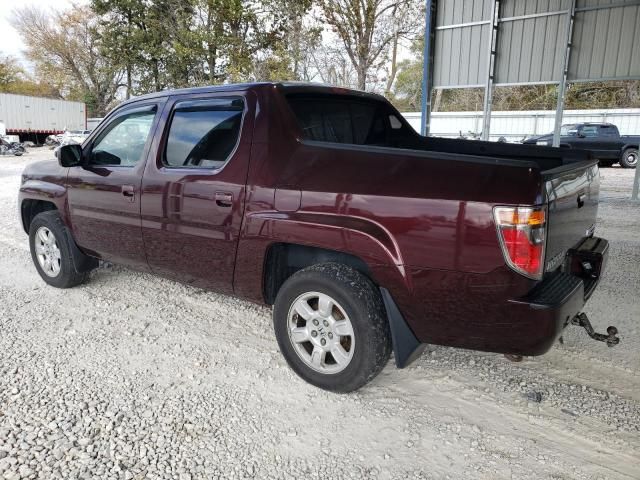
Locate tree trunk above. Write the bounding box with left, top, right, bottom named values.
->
left=153, top=59, right=160, bottom=91
left=385, top=33, right=399, bottom=96
left=126, top=65, right=132, bottom=99
left=433, top=88, right=442, bottom=112
left=357, top=65, right=367, bottom=91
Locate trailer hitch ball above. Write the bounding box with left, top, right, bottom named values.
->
left=571, top=313, right=620, bottom=347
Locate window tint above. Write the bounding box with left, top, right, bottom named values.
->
left=164, top=98, right=243, bottom=169
left=287, top=95, right=400, bottom=146
left=598, top=125, right=617, bottom=137
left=560, top=125, right=578, bottom=136
left=580, top=125, right=598, bottom=137
left=90, top=109, right=156, bottom=166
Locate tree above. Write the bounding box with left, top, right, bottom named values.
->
left=12, top=6, right=124, bottom=115
left=0, top=55, right=22, bottom=88
left=92, top=0, right=149, bottom=98
left=392, top=39, right=423, bottom=110
left=319, top=0, right=422, bottom=90
left=0, top=53, right=63, bottom=98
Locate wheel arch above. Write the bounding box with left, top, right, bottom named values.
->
left=262, top=243, right=371, bottom=305
left=235, top=211, right=412, bottom=305
left=20, top=199, right=58, bottom=234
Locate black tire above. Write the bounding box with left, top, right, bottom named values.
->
left=620, top=148, right=638, bottom=169
left=273, top=263, right=392, bottom=392
left=29, top=211, right=90, bottom=288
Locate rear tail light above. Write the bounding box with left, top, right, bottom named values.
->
left=493, top=206, right=547, bottom=279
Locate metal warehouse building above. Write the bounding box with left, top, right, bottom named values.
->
left=421, top=0, right=640, bottom=144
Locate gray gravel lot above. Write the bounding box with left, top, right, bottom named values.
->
left=1, top=149, right=639, bottom=480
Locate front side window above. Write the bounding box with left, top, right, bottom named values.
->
left=164, top=98, right=244, bottom=169
left=89, top=108, right=156, bottom=166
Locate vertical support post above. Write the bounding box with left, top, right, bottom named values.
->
left=421, top=0, right=436, bottom=136
left=633, top=165, right=640, bottom=201
left=481, top=0, right=499, bottom=141
left=553, top=0, right=576, bottom=147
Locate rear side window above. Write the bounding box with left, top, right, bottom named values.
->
left=598, top=125, right=618, bottom=137
left=287, top=94, right=402, bottom=146
left=164, top=98, right=243, bottom=169
left=580, top=125, right=598, bottom=137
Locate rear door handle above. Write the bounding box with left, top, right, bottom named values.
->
left=215, top=191, right=233, bottom=207
left=122, top=185, right=135, bottom=202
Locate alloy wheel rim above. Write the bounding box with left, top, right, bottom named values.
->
left=287, top=291, right=355, bottom=374
left=35, top=227, right=61, bottom=277
left=627, top=152, right=638, bottom=166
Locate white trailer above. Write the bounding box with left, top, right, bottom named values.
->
left=0, top=93, right=86, bottom=141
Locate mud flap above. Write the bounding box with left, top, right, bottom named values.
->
left=380, top=287, right=426, bottom=368
left=63, top=225, right=98, bottom=273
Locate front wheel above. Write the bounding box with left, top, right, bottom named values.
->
left=29, top=211, right=90, bottom=288
left=273, top=263, right=392, bottom=392
left=620, top=148, right=638, bottom=168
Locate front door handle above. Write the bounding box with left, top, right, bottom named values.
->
left=215, top=191, right=233, bottom=207
left=122, top=185, right=135, bottom=202
left=577, top=193, right=586, bottom=208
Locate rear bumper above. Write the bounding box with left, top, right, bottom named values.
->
left=508, top=236, right=609, bottom=355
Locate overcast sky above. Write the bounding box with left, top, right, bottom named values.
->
left=0, top=0, right=83, bottom=62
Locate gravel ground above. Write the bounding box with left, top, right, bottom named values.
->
left=1, top=148, right=639, bottom=480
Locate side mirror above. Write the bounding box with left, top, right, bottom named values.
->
left=56, top=144, right=83, bottom=167
left=577, top=132, right=586, bottom=138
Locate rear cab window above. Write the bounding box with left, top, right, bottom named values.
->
left=164, top=97, right=244, bottom=169
left=286, top=94, right=407, bottom=148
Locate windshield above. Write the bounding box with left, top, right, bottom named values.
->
left=560, top=125, right=578, bottom=136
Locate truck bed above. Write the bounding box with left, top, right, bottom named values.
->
left=398, top=135, right=592, bottom=171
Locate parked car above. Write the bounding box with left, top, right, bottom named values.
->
left=18, top=83, right=617, bottom=392
left=55, top=129, right=92, bottom=145
left=523, top=123, right=639, bottom=168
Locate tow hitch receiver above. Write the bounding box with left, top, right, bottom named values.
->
left=571, top=312, right=620, bottom=347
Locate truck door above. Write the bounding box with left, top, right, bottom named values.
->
left=596, top=124, right=623, bottom=160
left=66, top=102, right=163, bottom=269
left=140, top=93, right=253, bottom=295
left=576, top=124, right=615, bottom=160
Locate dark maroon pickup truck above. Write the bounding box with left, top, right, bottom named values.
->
left=18, top=83, right=618, bottom=392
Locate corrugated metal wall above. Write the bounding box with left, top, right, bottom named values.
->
left=432, top=0, right=640, bottom=88
left=0, top=94, right=86, bottom=133
left=403, top=108, right=640, bottom=140
left=570, top=0, right=640, bottom=81
left=433, top=0, right=493, bottom=87
left=496, top=0, right=572, bottom=84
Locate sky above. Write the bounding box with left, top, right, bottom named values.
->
left=0, top=0, right=83, bottom=62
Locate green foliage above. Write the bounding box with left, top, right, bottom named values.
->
left=90, top=0, right=317, bottom=93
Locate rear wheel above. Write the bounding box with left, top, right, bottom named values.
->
left=620, top=148, right=638, bottom=168
left=29, top=211, right=90, bottom=288
left=273, top=263, right=392, bottom=392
